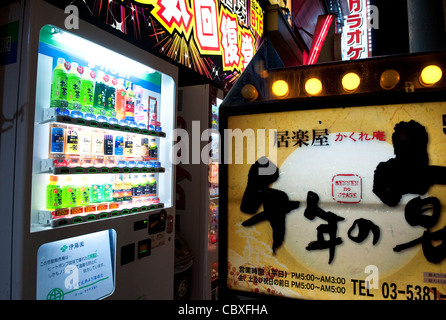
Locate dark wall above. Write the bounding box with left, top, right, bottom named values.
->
left=370, top=0, right=410, bottom=56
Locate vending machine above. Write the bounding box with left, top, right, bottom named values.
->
left=176, top=84, right=223, bottom=299
left=2, top=0, right=177, bottom=300
left=219, top=40, right=446, bottom=300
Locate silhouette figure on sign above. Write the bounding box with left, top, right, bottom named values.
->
left=373, top=120, right=446, bottom=207
left=373, top=120, right=446, bottom=263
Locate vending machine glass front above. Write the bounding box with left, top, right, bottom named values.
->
left=31, top=25, right=175, bottom=232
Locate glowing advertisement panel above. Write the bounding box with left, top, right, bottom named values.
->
left=44, top=0, right=263, bottom=86
left=225, top=102, right=446, bottom=300
left=341, top=0, right=372, bottom=60
left=37, top=230, right=116, bottom=300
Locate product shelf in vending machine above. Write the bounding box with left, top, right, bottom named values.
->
left=32, top=24, right=170, bottom=231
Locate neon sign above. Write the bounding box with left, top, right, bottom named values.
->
left=306, top=14, right=334, bottom=65
left=250, top=0, right=263, bottom=37
left=133, top=0, right=260, bottom=73
left=148, top=0, right=194, bottom=38
left=47, top=0, right=263, bottom=86
left=341, top=0, right=372, bottom=60
left=193, top=0, right=220, bottom=54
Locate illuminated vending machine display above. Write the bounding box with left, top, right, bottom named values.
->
left=35, top=25, right=170, bottom=229
left=7, top=0, right=177, bottom=300
left=219, top=42, right=446, bottom=300
left=209, top=98, right=221, bottom=247
left=209, top=96, right=221, bottom=299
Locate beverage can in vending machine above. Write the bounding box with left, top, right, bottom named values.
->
left=148, top=138, right=158, bottom=160
left=148, top=173, right=157, bottom=197
left=65, top=126, right=79, bottom=155
left=50, top=125, right=65, bottom=156
left=124, top=134, right=133, bottom=158
left=104, top=134, right=114, bottom=156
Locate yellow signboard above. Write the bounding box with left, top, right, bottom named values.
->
left=226, top=101, right=446, bottom=300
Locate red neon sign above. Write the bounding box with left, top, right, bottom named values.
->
left=193, top=0, right=220, bottom=54
left=150, top=0, right=194, bottom=38
left=306, top=14, right=334, bottom=65
left=142, top=0, right=259, bottom=74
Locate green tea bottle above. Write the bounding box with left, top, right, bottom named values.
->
left=46, top=175, right=62, bottom=210
left=62, top=176, right=77, bottom=208
left=67, top=62, right=82, bottom=110
left=50, top=58, right=69, bottom=109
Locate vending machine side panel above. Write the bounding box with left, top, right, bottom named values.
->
left=177, top=85, right=211, bottom=299
left=177, top=84, right=222, bottom=299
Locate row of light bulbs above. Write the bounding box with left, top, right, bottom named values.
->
left=268, top=64, right=443, bottom=98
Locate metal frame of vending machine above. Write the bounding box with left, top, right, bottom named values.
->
left=177, top=84, right=223, bottom=299
left=5, top=0, right=177, bottom=300
left=219, top=40, right=446, bottom=300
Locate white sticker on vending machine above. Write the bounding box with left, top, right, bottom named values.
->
left=36, top=229, right=115, bottom=300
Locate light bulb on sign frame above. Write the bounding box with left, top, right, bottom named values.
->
left=272, top=80, right=289, bottom=98
left=305, top=78, right=323, bottom=95
left=342, top=72, right=361, bottom=92
left=420, top=65, right=443, bottom=86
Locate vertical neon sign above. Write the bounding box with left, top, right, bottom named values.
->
left=341, top=0, right=372, bottom=60
left=307, top=15, right=334, bottom=65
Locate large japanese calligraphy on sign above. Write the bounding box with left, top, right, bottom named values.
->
left=225, top=102, right=446, bottom=300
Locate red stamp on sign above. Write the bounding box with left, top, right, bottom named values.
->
left=332, top=174, right=362, bottom=204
